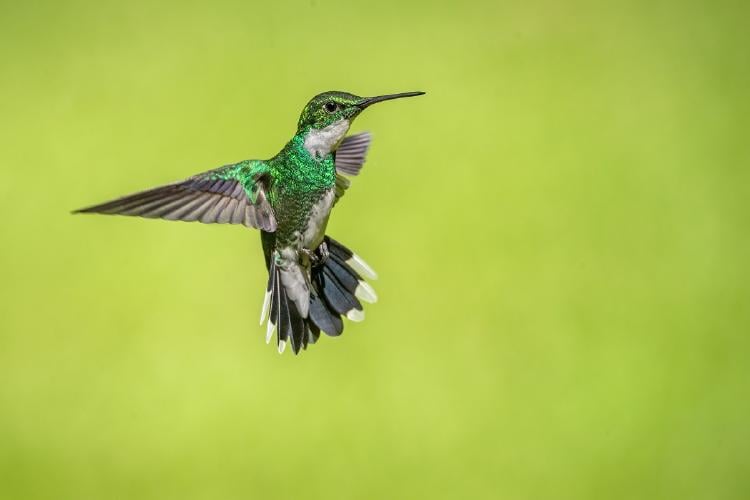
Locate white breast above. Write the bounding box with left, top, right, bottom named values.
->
left=303, top=119, right=350, bottom=158
left=302, top=189, right=336, bottom=248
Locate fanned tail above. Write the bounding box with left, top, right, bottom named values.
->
left=313, top=236, right=377, bottom=323
left=260, top=236, right=377, bottom=354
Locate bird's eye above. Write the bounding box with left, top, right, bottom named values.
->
left=324, top=102, right=338, bottom=113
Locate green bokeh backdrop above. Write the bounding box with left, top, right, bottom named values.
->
left=1, top=1, right=748, bottom=498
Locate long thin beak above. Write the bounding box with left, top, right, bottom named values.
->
left=358, top=91, right=425, bottom=109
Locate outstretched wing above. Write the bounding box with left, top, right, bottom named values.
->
left=333, top=132, right=372, bottom=204
left=74, top=160, right=277, bottom=231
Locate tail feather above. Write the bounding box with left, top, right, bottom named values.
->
left=327, top=236, right=378, bottom=280
left=278, top=285, right=291, bottom=347
left=267, top=258, right=279, bottom=343
left=320, top=266, right=363, bottom=317
left=308, top=323, right=321, bottom=344
left=309, top=288, right=344, bottom=336
left=264, top=255, right=309, bottom=354
left=326, top=253, right=377, bottom=304
left=312, top=236, right=376, bottom=325
left=325, top=255, right=360, bottom=294
left=264, top=263, right=277, bottom=342
left=261, top=236, right=377, bottom=354
left=286, top=289, right=306, bottom=352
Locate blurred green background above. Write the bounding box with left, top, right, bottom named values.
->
left=1, top=0, right=749, bottom=498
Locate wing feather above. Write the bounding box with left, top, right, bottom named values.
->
left=74, top=161, right=277, bottom=231
left=332, top=132, right=372, bottom=205
left=334, top=132, right=371, bottom=176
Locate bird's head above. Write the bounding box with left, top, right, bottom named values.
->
left=296, top=90, right=424, bottom=158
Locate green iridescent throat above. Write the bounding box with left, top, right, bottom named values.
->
left=270, top=134, right=336, bottom=195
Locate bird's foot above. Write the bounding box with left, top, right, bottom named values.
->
left=302, top=242, right=329, bottom=268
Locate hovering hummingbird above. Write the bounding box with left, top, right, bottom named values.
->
left=74, top=90, right=425, bottom=354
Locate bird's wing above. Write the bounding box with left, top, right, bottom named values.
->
left=74, top=160, right=277, bottom=231
left=333, top=132, right=371, bottom=204
left=334, top=132, right=371, bottom=176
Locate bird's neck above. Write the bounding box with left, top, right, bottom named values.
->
left=300, top=119, right=351, bottom=159
left=273, top=135, right=337, bottom=190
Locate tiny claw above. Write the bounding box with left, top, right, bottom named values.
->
left=314, top=241, right=330, bottom=267
left=301, top=241, right=330, bottom=268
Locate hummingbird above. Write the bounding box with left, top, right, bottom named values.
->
left=74, top=90, right=425, bottom=354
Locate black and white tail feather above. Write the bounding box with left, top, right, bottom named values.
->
left=260, top=237, right=378, bottom=354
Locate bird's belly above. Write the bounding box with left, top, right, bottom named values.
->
left=301, top=189, right=335, bottom=250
